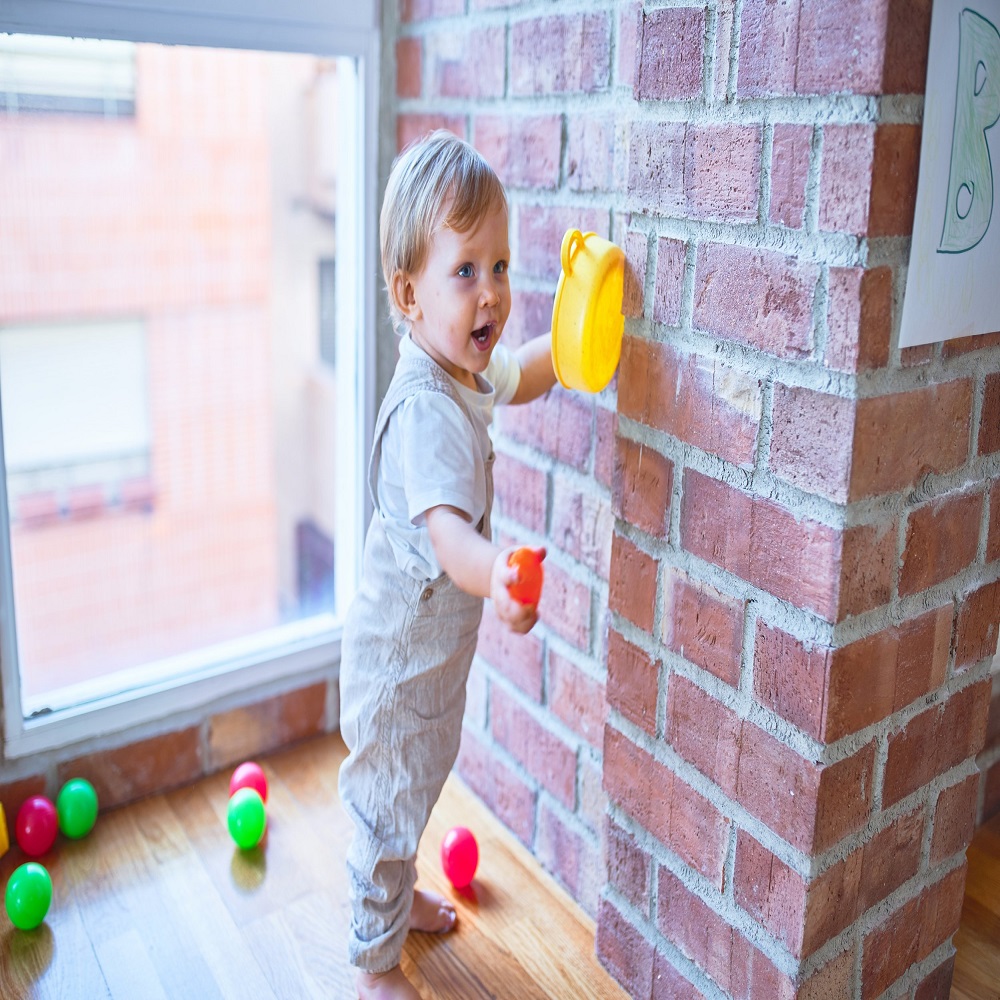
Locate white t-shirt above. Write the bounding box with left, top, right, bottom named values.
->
left=377, top=335, right=521, bottom=581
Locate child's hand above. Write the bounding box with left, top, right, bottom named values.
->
left=491, top=547, right=546, bottom=634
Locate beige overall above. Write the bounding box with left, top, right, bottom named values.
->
left=338, top=353, right=494, bottom=973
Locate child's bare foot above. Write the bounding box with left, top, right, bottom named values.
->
left=408, top=888, right=457, bottom=933
left=356, top=966, right=422, bottom=1000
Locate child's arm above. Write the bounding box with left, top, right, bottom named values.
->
left=510, top=333, right=556, bottom=405
left=425, top=505, right=541, bottom=634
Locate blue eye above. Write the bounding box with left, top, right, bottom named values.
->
left=494, top=260, right=508, bottom=274
left=457, top=264, right=474, bottom=278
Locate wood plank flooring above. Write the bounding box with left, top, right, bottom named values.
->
left=952, top=811, right=1000, bottom=1000
left=0, top=732, right=628, bottom=999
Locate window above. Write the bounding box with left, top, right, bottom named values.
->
left=0, top=1, right=377, bottom=755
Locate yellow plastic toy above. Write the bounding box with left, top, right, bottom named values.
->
left=0, top=802, right=9, bottom=857
left=550, top=228, right=625, bottom=394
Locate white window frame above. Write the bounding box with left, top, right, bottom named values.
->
left=0, top=0, right=378, bottom=757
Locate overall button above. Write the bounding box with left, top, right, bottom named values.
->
left=421, top=587, right=433, bottom=601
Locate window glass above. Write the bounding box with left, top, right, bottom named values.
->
left=0, top=38, right=349, bottom=713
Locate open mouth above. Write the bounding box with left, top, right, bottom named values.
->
left=472, top=323, right=494, bottom=350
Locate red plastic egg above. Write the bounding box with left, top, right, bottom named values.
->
left=229, top=761, right=268, bottom=804
left=15, top=795, right=58, bottom=857
left=441, top=826, right=478, bottom=889
left=507, top=547, right=544, bottom=606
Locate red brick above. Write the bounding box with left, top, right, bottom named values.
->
left=619, top=338, right=761, bottom=466
left=861, top=866, right=967, bottom=1000
left=770, top=124, right=812, bottom=228
left=493, top=451, right=547, bottom=533
left=652, top=952, right=706, bottom=1000
left=538, top=561, right=591, bottom=651
left=756, top=606, right=952, bottom=742
left=616, top=2, right=642, bottom=88
left=981, top=372, right=1000, bottom=455
left=657, top=867, right=795, bottom=1000
left=427, top=26, right=505, bottom=99
left=913, top=954, right=956, bottom=1000
left=712, top=1, right=736, bottom=101
left=537, top=799, right=599, bottom=907
left=511, top=13, right=611, bottom=96
left=401, top=0, right=463, bottom=19
left=634, top=7, right=705, bottom=101
left=566, top=115, right=615, bottom=193
left=67, top=727, right=202, bottom=809
left=627, top=121, right=687, bottom=218
left=737, top=0, right=799, bottom=97
left=686, top=125, right=762, bottom=223
left=397, top=113, right=464, bottom=152
left=395, top=37, right=422, bottom=98
left=499, top=386, right=592, bottom=471
left=667, top=675, right=873, bottom=851
left=517, top=204, right=609, bottom=283
left=604, top=726, right=730, bottom=883
left=680, top=471, right=842, bottom=620
left=796, top=0, right=888, bottom=95
left=609, top=533, right=658, bottom=633
left=883, top=680, right=991, bottom=807
left=595, top=405, right=617, bottom=489
left=693, top=242, right=818, bottom=358
left=476, top=605, right=544, bottom=701
left=622, top=230, right=647, bottom=318
left=606, top=817, right=651, bottom=910
left=931, top=774, right=979, bottom=865
left=870, top=124, right=921, bottom=237
left=503, top=288, right=552, bottom=352
left=800, top=809, right=924, bottom=956
left=663, top=570, right=744, bottom=687
left=826, top=266, right=892, bottom=373
left=550, top=650, right=606, bottom=750
left=734, top=830, right=807, bottom=954
left=653, top=237, right=686, bottom=327
left=884, top=0, right=932, bottom=94
left=942, top=331, right=1000, bottom=359
left=457, top=727, right=536, bottom=845
left=491, top=685, right=576, bottom=809
left=989, top=487, right=1000, bottom=562
left=769, top=384, right=854, bottom=502
left=955, top=579, right=1000, bottom=669
left=901, top=490, right=983, bottom=595
left=607, top=628, right=659, bottom=736
left=851, top=381, right=973, bottom=499
left=551, top=473, right=613, bottom=578
left=612, top=435, right=672, bottom=539
left=473, top=114, right=561, bottom=191
left=627, top=124, right=761, bottom=223
left=839, top=520, right=896, bottom=618
left=0, top=776, right=48, bottom=831
left=819, top=124, right=875, bottom=235
left=798, top=949, right=857, bottom=1000
left=597, top=898, right=655, bottom=999
left=209, top=684, right=326, bottom=767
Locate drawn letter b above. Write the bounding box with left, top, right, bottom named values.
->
left=939, top=9, right=1000, bottom=254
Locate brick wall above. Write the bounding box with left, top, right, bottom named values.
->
left=389, top=1, right=1000, bottom=997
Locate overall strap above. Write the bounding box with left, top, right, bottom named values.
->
left=367, top=353, right=474, bottom=512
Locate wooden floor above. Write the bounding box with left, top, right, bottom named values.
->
left=952, top=811, right=1000, bottom=1000
left=0, top=732, right=627, bottom=999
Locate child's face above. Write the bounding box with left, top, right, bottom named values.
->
left=396, top=200, right=511, bottom=390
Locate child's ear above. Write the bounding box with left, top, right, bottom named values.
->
left=390, top=271, right=421, bottom=323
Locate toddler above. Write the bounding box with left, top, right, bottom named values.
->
left=338, top=130, right=556, bottom=999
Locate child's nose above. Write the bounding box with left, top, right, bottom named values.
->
left=479, top=280, right=499, bottom=307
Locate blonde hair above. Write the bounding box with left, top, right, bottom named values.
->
left=380, top=130, right=508, bottom=334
